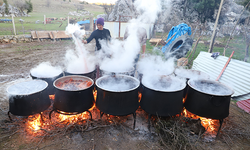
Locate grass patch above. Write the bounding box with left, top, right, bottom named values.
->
left=146, top=34, right=249, bottom=63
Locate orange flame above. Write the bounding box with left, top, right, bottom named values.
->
left=27, top=114, right=42, bottom=132
left=49, top=94, right=55, bottom=100
left=57, top=111, right=89, bottom=124
left=138, top=92, right=142, bottom=102
left=182, top=109, right=219, bottom=133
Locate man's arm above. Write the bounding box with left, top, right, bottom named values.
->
left=83, top=31, right=95, bottom=44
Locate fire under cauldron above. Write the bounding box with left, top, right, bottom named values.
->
left=185, top=79, right=234, bottom=135
left=95, top=75, right=140, bottom=129
left=174, top=68, right=210, bottom=98
left=64, top=66, right=96, bottom=81
left=7, top=80, right=50, bottom=121
left=30, top=70, right=63, bottom=95
left=140, top=75, right=186, bottom=130
left=49, top=75, right=95, bottom=120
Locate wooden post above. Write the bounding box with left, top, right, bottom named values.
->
left=90, top=16, right=93, bottom=31
left=208, top=0, right=224, bottom=53
left=119, top=15, right=121, bottom=38
left=44, top=15, right=46, bottom=25
left=12, top=14, right=16, bottom=35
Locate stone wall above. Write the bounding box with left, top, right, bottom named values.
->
left=0, top=35, right=32, bottom=44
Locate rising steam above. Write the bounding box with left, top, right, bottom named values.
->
left=98, top=0, right=164, bottom=73
left=65, top=24, right=95, bottom=73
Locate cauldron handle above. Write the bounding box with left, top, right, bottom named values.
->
left=209, top=96, right=225, bottom=107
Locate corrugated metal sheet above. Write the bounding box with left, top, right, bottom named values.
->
left=233, top=93, right=250, bottom=101
left=236, top=99, right=250, bottom=114
left=192, top=51, right=250, bottom=97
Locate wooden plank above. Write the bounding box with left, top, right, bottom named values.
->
left=36, top=31, right=51, bottom=38
left=51, top=32, right=56, bottom=42
left=31, top=31, right=37, bottom=39
left=149, top=38, right=163, bottom=45
left=52, top=31, right=72, bottom=39
left=35, top=31, right=40, bottom=42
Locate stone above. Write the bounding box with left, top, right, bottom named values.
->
left=3, top=39, right=10, bottom=43
left=10, top=40, right=17, bottom=44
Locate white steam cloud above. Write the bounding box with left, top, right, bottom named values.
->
left=30, top=62, right=63, bottom=78
left=137, top=55, right=175, bottom=76
left=65, top=24, right=95, bottom=73
left=98, top=0, right=164, bottom=73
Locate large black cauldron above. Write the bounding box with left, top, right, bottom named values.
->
left=174, top=68, right=210, bottom=98
left=30, top=71, right=63, bottom=95
left=96, top=75, right=140, bottom=115
left=185, top=79, right=234, bottom=119
left=95, top=75, right=140, bottom=129
left=52, top=75, right=95, bottom=115
left=7, top=80, right=50, bottom=118
left=140, top=76, right=186, bottom=117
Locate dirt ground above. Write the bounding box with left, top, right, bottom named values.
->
left=0, top=41, right=250, bottom=150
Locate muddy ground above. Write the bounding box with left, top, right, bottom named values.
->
left=0, top=41, right=250, bottom=150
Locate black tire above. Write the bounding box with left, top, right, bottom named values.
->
left=164, top=34, right=193, bottom=59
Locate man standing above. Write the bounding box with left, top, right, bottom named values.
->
left=82, top=18, right=111, bottom=78
left=83, top=18, right=111, bottom=51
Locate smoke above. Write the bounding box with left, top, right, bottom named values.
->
left=98, top=0, right=165, bottom=73
left=30, top=62, right=63, bottom=78
left=65, top=24, right=96, bottom=73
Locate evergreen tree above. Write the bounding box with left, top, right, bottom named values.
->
left=3, top=0, right=9, bottom=15
left=188, top=0, right=220, bottom=23
left=240, top=0, right=250, bottom=11
left=25, top=0, right=33, bottom=14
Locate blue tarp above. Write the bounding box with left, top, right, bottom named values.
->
left=0, top=19, right=12, bottom=22
left=162, top=23, right=192, bottom=53
left=77, top=19, right=97, bottom=25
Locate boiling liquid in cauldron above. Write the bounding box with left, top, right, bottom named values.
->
left=98, top=77, right=137, bottom=92
left=190, top=80, right=232, bottom=96
left=56, top=78, right=92, bottom=91
left=7, top=80, right=47, bottom=95
left=143, top=76, right=186, bottom=92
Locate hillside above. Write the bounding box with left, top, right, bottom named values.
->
left=0, top=0, right=104, bottom=35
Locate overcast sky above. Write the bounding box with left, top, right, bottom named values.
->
left=81, top=0, right=117, bottom=4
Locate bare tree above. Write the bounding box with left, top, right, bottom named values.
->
left=75, top=4, right=84, bottom=13
left=46, top=0, right=51, bottom=8
left=14, top=0, right=26, bottom=13
left=102, top=3, right=114, bottom=18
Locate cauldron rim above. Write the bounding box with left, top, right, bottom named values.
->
left=96, top=75, right=140, bottom=92
left=7, top=79, right=48, bottom=96
left=65, top=66, right=96, bottom=74
left=141, top=76, right=186, bottom=92
left=53, top=75, right=94, bottom=92
left=188, top=79, right=234, bottom=96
